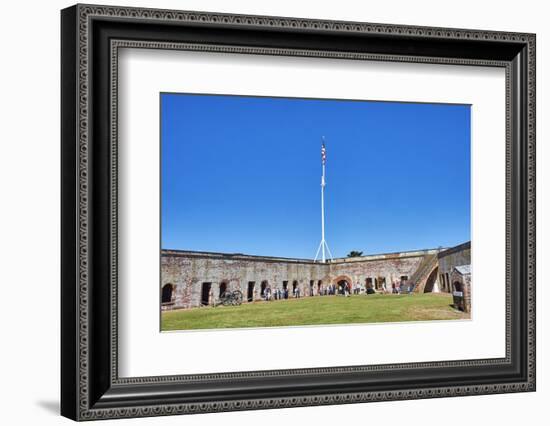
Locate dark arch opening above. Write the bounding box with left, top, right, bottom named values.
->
left=453, top=281, right=464, bottom=292
left=337, top=279, right=349, bottom=295
left=247, top=281, right=255, bottom=302
left=219, top=282, right=227, bottom=297
left=201, top=282, right=212, bottom=306
left=161, top=284, right=173, bottom=304
left=261, top=281, right=268, bottom=297
left=292, top=280, right=299, bottom=297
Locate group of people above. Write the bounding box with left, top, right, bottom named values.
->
left=258, top=280, right=415, bottom=301
left=261, top=283, right=351, bottom=301
left=259, top=280, right=398, bottom=301
left=336, top=282, right=377, bottom=296
left=377, top=281, right=414, bottom=295
left=262, top=286, right=301, bottom=301
left=322, top=283, right=339, bottom=296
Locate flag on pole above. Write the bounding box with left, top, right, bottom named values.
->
left=321, top=141, right=326, bottom=165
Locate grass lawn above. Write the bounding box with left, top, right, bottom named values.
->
left=161, top=293, right=469, bottom=331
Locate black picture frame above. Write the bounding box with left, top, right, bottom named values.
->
left=61, top=4, right=536, bottom=421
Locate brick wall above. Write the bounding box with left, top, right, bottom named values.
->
left=437, top=242, right=471, bottom=293
left=450, top=268, right=472, bottom=313
left=161, top=249, right=440, bottom=309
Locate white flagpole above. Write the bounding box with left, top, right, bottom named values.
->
left=321, top=157, right=326, bottom=263
left=315, top=137, right=332, bottom=263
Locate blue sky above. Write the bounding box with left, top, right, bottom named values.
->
left=161, top=93, right=470, bottom=258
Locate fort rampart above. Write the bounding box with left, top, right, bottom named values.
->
left=161, top=243, right=471, bottom=310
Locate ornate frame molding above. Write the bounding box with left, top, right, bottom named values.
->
left=61, top=4, right=536, bottom=421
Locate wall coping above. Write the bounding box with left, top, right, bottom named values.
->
left=161, top=247, right=443, bottom=265
left=437, top=241, right=471, bottom=259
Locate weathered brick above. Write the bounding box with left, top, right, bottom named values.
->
left=160, top=244, right=472, bottom=310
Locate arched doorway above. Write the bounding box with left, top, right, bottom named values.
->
left=201, top=282, right=212, bottom=306
left=337, top=280, right=348, bottom=294
left=261, top=281, right=268, bottom=298
left=333, top=275, right=352, bottom=295
left=161, top=284, right=173, bottom=304
left=219, top=282, right=227, bottom=298
left=292, top=280, right=298, bottom=297
left=247, top=281, right=255, bottom=302
left=365, top=278, right=372, bottom=289
left=423, top=266, right=439, bottom=293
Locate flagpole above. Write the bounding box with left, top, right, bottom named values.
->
left=321, top=158, right=326, bottom=263
left=315, top=137, right=331, bottom=263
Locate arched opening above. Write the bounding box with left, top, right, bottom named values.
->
left=366, top=278, right=373, bottom=288
left=292, top=280, right=299, bottom=297
left=309, top=280, right=314, bottom=296
left=161, top=284, right=173, bottom=304
left=423, top=267, right=439, bottom=293
left=201, top=282, right=211, bottom=306
left=453, top=281, right=464, bottom=293
left=219, top=282, right=227, bottom=298
left=247, top=281, right=255, bottom=302
left=376, top=276, right=386, bottom=290
left=260, top=281, right=268, bottom=298
left=336, top=277, right=351, bottom=294
left=333, top=275, right=352, bottom=295
left=337, top=280, right=349, bottom=294
left=317, top=280, right=322, bottom=295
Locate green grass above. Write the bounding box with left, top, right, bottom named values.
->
left=161, top=293, right=469, bottom=331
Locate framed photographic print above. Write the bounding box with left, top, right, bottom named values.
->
left=61, top=4, right=536, bottom=421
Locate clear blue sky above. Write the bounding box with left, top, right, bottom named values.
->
left=161, top=93, right=470, bottom=258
